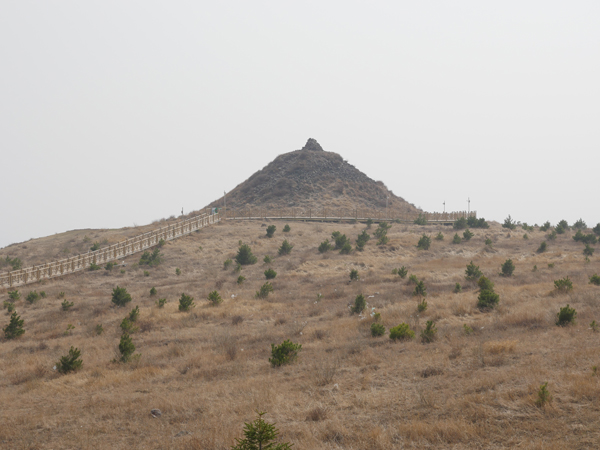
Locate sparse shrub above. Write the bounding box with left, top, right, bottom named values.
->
left=232, top=315, right=244, bottom=325
left=264, top=268, right=277, bottom=280
left=236, top=244, right=257, bottom=265
left=3, top=311, right=25, bottom=339
left=453, top=217, right=467, bottom=230
left=231, top=411, right=293, bottom=450
left=56, top=346, right=83, bottom=374
left=90, top=242, right=100, bottom=251
left=408, top=274, right=419, bottom=284
left=417, top=234, right=431, bottom=250
left=58, top=291, right=65, bottom=299
left=554, top=277, right=573, bottom=293
left=465, top=261, right=483, bottom=280
left=237, top=275, right=246, bottom=285
left=3, top=301, right=15, bottom=313
left=537, top=241, right=547, bottom=253
left=535, top=382, right=551, bottom=407
left=548, top=230, right=557, bottom=241
left=413, top=280, right=427, bottom=297
left=63, top=324, right=75, bottom=335
left=89, top=263, right=101, bottom=271
left=548, top=263, right=555, bottom=268
left=556, top=219, right=569, bottom=234
left=462, top=229, right=474, bottom=241
left=420, top=320, right=437, bottom=343
left=574, top=218, right=587, bottom=230
left=500, top=259, right=515, bottom=277
left=235, top=263, right=242, bottom=272
left=485, top=238, right=493, bottom=246
left=143, top=271, right=150, bottom=277
left=435, top=232, right=444, bottom=241
left=523, top=234, right=529, bottom=240
left=372, top=311, right=381, bottom=322
left=128, top=306, right=139, bottom=322
left=540, top=221, right=551, bottom=232
left=269, top=340, right=302, bottom=367
left=556, top=304, right=576, bottom=326
left=339, top=241, right=353, bottom=254
left=120, top=318, right=138, bottom=333
left=389, top=323, right=415, bottom=341
left=39, top=291, right=46, bottom=298
left=149, top=287, right=157, bottom=296
left=105, top=262, right=114, bottom=271
left=8, top=290, right=20, bottom=301
left=283, top=224, right=291, bottom=233
left=452, top=233, right=461, bottom=244
left=391, top=268, right=398, bottom=275
left=118, top=333, right=136, bottom=362
left=463, top=324, right=473, bottom=335
left=255, top=282, right=274, bottom=299
left=594, top=223, right=600, bottom=236
left=349, top=269, right=359, bottom=281
left=61, top=299, right=74, bottom=311
left=95, top=324, right=104, bottom=335
left=590, top=274, right=600, bottom=286
left=351, top=294, right=366, bottom=314
left=111, top=286, right=132, bottom=307
left=398, top=266, right=408, bottom=278
left=366, top=218, right=373, bottom=228
left=208, top=290, right=222, bottom=306
left=156, top=298, right=167, bottom=308
left=371, top=322, right=385, bottom=337
left=158, top=238, right=165, bottom=247
left=266, top=225, right=276, bottom=238
left=414, top=214, right=427, bottom=225
left=533, top=265, right=538, bottom=272
left=178, top=293, right=195, bottom=311
left=278, top=239, right=293, bottom=256
left=318, top=239, right=332, bottom=253
left=417, top=299, right=428, bottom=312
left=139, top=248, right=161, bottom=266
left=26, top=291, right=40, bottom=304
left=454, top=283, right=462, bottom=293
left=468, top=216, right=490, bottom=229
left=374, top=221, right=391, bottom=238
left=224, top=259, right=233, bottom=270
left=521, top=222, right=534, bottom=232
left=477, top=289, right=499, bottom=310
left=583, top=244, right=595, bottom=257
left=120, top=269, right=125, bottom=274
left=590, top=320, right=598, bottom=332
left=175, top=268, right=181, bottom=276
left=478, top=276, right=495, bottom=292
left=502, top=215, right=516, bottom=230
left=355, top=230, right=370, bottom=251
left=263, top=255, right=272, bottom=264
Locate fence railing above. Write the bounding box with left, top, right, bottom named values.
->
left=0, top=211, right=221, bottom=288
left=223, top=208, right=475, bottom=223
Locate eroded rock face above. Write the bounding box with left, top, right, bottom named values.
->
left=208, top=139, right=419, bottom=212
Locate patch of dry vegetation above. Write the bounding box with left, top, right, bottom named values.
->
left=1, top=219, right=600, bottom=448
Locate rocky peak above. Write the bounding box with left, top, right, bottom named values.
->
left=301, top=138, right=324, bottom=152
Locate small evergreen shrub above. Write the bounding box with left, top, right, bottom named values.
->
left=255, top=282, right=274, bottom=299
left=331, top=231, right=347, bottom=249
left=537, top=241, right=547, bottom=253
left=583, top=245, right=595, bottom=257
left=417, top=234, right=431, bottom=250
left=391, top=268, right=398, bottom=275
left=462, top=229, right=474, bottom=241
left=452, top=233, right=461, bottom=244
left=502, top=215, right=516, bottom=230
left=413, top=280, right=427, bottom=297
left=377, top=235, right=389, bottom=246
left=231, top=410, right=292, bottom=450
left=139, top=249, right=161, bottom=266
left=150, top=287, right=157, bottom=296
left=90, top=242, right=100, bottom=251
left=143, top=271, right=150, bottom=277
left=128, top=306, right=139, bottom=322
left=532, top=265, right=538, bottom=272
left=266, top=225, right=276, bottom=238
left=548, top=263, right=555, bottom=268
left=158, top=238, right=165, bottom=247
left=435, top=232, right=444, bottom=241
left=556, top=220, right=568, bottom=234
left=589, top=274, right=600, bottom=286
left=355, top=230, right=370, bottom=251
left=156, top=298, right=167, bottom=308
left=318, top=239, right=332, bottom=253
left=26, top=291, right=40, bottom=304
left=237, top=275, right=246, bottom=285
left=278, top=240, right=293, bottom=256
left=554, top=277, right=573, bottom=292
left=283, top=224, right=291, bottom=233
left=89, top=262, right=101, bottom=271
left=264, top=268, right=277, bottom=280
left=3, top=301, right=15, bottom=313
left=95, top=324, right=104, bottom=335
left=485, top=238, right=493, bottom=246
left=366, top=218, right=373, bottom=228
left=349, top=269, right=359, bottom=281
left=224, top=259, right=233, bottom=270
left=175, top=268, right=181, bottom=276
left=371, top=322, right=385, bottom=337
left=351, top=294, right=366, bottom=314
left=556, top=304, right=576, bottom=326
left=414, top=214, right=427, bottom=225
left=463, top=324, right=473, bottom=335
left=3, top=311, right=25, bottom=339
left=535, top=382, right=551, bottom=407
left=61, top=299, right=74, bottom=311
left=417, top=299, right=428, bottom=312
left=420, top=320, right=437, bottom=343
left=389, top=323, right=415, bottom=341
left=236, top=244, right=257, bottom=265
left=339, top=241, right=353, bottom=254
left=478, top=276, right=495, bottom=292
left=408, top=274, right=419, bottom=284
left=547, top=231, right=557, bottom=241
left=590, top=320, right=598, bottom=332
left=111, top=286, right=132, bottom=307
left=208, top=290, right=222, bottom=306
left=453, top=217, right=467, bottom=230
left=398, top=266, right=408, bottom=278
left=39, top=291, right=46, bottom=298
left=63, top=324, right=75, bottom=335
left=269, top=340, right=302, bottom=367
left=263, top=255, right=272, bottom=264
left=594, top=223, right=600, bottom=236
left=540, top=221, right=551, bottom=232
left=8, top=290, right=20, bottom=301
left=178, top=293, right=195, bottom=311
left=454, top=283, right=462, bottom=293
left=120, top=317, right=137, bottom=333
left=235, top=263, right=242, bottom=272
left=118, top=333, right=136, bottom=362
left=56, top=346, right=83, bottom=374
left=468, top=216, right=490, bottom=229
left=500, top=259, right=515, bottom=277
left=477, top=289, right=499, bottom=310
left=465, top=261, right=483, bottom=280
left=105, top=262, right=115, bottom=271
left=374, top=222, right=391, bottom=238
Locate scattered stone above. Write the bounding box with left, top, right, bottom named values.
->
left=150, top=409, right=162, bottom=418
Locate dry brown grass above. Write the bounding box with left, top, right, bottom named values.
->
left=1, top=220, right=600, bottom=448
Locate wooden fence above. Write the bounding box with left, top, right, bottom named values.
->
left=0, top=210, right=221, bottom=288
left=224, top=208, right=476, bottom=223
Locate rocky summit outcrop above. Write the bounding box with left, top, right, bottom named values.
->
left=208, top=138, right=420, bottom=212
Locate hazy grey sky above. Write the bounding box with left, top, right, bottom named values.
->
left=1, top=1, right=599, bottom=250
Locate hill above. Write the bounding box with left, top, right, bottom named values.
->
left=208, top=138, right=420, bottom=213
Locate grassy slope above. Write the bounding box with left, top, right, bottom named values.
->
left=1, top=220, right=599, bottom=449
